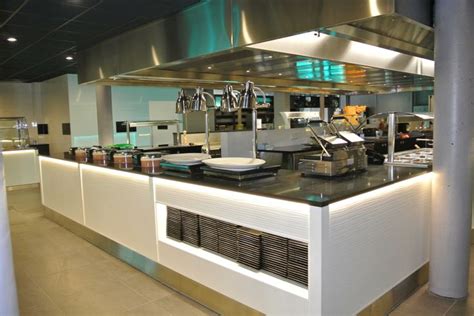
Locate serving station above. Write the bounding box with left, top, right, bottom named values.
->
left=40, top=144, right=431, bottom=315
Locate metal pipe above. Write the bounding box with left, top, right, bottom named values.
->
left=386, top=112, right=396, bottom=163
left=430, top=0, right=474, bottom=299
left=125, top=121, right=130, bottom=145
left=251, top=109, right=257, bottom=159
left=204, top=110, right=210, bottom=154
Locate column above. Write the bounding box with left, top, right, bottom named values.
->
left=430, top=0, right=474, bottom=298
left=95, top=85, right=114, bottom=145
left=0, top=153, right=19, bottom=315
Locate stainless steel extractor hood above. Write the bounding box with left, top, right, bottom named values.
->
left=78, top=0, right=434, bottom=94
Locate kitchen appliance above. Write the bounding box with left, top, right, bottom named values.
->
left=390, top=148, right=433, bottom=168
left=221, top=84, right=240, bottom=113
left=113, top=151, right=135, bottom=170
left=0, top=117, right=30, bottom=150
left=299, top=120, right=367, bottom=177
left=189, top=88, right=216, bottom=154
left=238, top=81, right=270, bottom=159
left=92, top=149, right=108, bottom=166
left=140, top=152, right=162, bottom=174
left=74, top=148, right=88, bottom=163
left=175, top=89, right=191, bottom=114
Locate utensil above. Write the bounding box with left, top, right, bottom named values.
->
left=202, top=157, right=266, bottom=171
left=162, top=153, right=211, bottom=165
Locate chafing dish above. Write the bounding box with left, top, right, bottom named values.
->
left=390, top=148, right=433, bottom=168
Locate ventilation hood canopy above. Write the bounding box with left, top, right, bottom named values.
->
left=78, top=0, right=434, bottom=94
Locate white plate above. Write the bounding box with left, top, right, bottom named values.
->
left=161, top=153, right=211, bottom=165
left=202, top=157, right=266, bottom=171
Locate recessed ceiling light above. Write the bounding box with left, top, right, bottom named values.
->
left=207, top=66, right=212, bottom=70
left=7, top=37, right=17, bottom=42
left=65, top=56, right=74, bottom=61
left=246, top=69, right=250, bottom=73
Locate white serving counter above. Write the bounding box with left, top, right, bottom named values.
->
left=2, top=149, right=40, bottom=187
left=39, top=155, right=432, bottom=315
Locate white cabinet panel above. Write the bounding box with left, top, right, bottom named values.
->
left=81, top=165, right=157, bottom=261
left=154, top=177, right=310, bottom=242
left=3, top=149, right=39, bottom=187
left=39, top=157, right=83, bottom=224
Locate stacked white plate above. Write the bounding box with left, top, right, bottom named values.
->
left=161, top=153, right=211, bottom=165
left=202, top=157, right=266, bottom=172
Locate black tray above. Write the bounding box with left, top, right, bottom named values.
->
left=201, top=165, right=281, bottom=181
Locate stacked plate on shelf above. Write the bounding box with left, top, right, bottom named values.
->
left=166, top=207, right=182, bottom=240
left=199, top=216, right=219, bottom=252
left=217, top=221, right=239, bottom=260
left=287, top=239, right=309, bottom=286
left=261, top=233, right=288, bottom=278
left=237, top=227, right=262, bottom=270
left=181, top=211, right=200, bottom=246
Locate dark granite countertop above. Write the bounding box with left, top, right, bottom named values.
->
left=42, top=154, right=431, bottom=207
left=257, top=144, right=321, bottom=154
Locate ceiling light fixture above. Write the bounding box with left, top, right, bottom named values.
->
left=65, top=56, right=74, bottom=61
left=278, top=73, right=282, bottom=76
left=246, top=69, right=250, bottom=73
left=7, top=37, right=17, bottom=42
left=207, top=66, right=212, bottom=70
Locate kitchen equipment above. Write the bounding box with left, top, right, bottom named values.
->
left=162, top=153, right=211, bottom=165
left=238, top=81, right=270, bottom=159
left=140, top=153, right=162, bottom=174
left=74, top=148, right=88, bottom=163
left=201, top=165, right=280, bottom=181
left=202, top=157, right=266, bottom=171
left=0, top=117, right=30, bottom=150
left=390, top=148, right=433, bottom=168
left=113, top=151, right=134, bottom=170
left=175, top=89, right=191, bottom=114
left=123, top=120, right=182, bottom=148
left=299, top=120, right=367, bottom=177
left=221, top=84, right=240, bottom=113
left=190, top=87, right=216, bottom=154
left=92, top=149, right=108, bottom=166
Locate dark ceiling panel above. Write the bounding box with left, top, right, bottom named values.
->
left=0, top=0, right=201, bottom=82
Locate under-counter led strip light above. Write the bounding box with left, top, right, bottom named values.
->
left=39, top=156, right=78, bottom=168
left=329, top=172, right=432, bottom=212
left=3, top=149, right=37, bottom=155
left=80, top=163, right=149, bottom=181
left=153, top=177, right=311, bottom=215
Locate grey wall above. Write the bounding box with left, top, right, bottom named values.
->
left=349, top=92, right=413, bottom=115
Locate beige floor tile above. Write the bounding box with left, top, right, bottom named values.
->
left=446, top=297, right=474, bottom=316
left=19, top=292, right=64, bottom=316
left=121, top=272, right=174, bottom=301
left=16, top=250, right=97, bottom=277
left=123, top=300, right=173, bottom=316
left=155, top=294, right=218, bottom=316
left=34, top=263, right=120, bottom=300
left=390, top=285, right=456, bottom=316
left=95, top=257, right=143, bottom=282
left=55, top=281, right=149, bottom=315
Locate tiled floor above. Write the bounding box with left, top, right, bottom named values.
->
left=7, top=187, right=217, bottom=316
left=7, top=187, right=474, bottom=316
left=390, top=249, right=474, bottom=316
